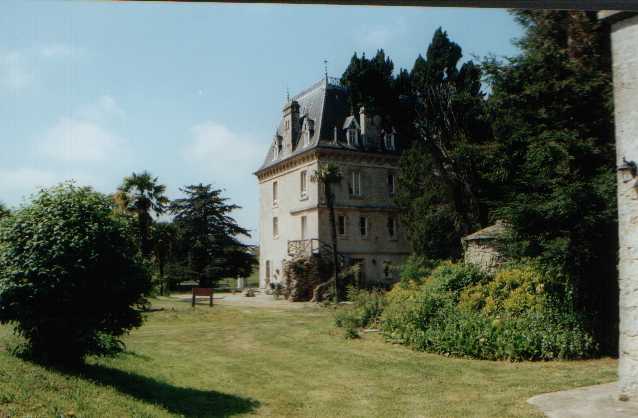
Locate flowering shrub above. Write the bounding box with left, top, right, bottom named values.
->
left=378, top=261, right=597, bottom=360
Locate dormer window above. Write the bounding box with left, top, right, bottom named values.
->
left=384, top=131, right=396, bottom=151
left=302, top=118, right=314, bottom=147
left=347, top=129, right=358, bottom=146
left=273, top=137, right=282, bottom=160
left=342, top=116, right=360, bottom=146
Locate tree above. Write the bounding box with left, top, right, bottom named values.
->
left=170, top=184, right=253, bottom=287
left=396, top=29, right=493, bottom=260
left=0, top=202, right=9, bottom=219
left=115, top=171, right=169, bottom=257
left=0, top=183, right=151, bottom=363
left=152, top=221, right=178, bottom=295
left=311, top=163, right=343, bottom=302
left=483, top=10, right=616, bottom=351
left=340, top=50, right=400, bottom=124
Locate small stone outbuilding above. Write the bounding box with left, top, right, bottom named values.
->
left=461, top=220, right=508, bottom=273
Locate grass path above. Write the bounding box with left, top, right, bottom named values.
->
left=0, top=297, right=616, bottom=417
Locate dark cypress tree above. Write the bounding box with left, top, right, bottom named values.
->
left=484, top=10, right=617, bottom=352
left=396, top=29, right=493, bottom=260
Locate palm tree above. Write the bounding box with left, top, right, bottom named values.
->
left=116, top=171, right=169, bottom=257
left=312, top=163, right=343, bottom=302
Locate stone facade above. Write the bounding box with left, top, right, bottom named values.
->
left=462, top=221, right=507, bottom=273
left=254, top=77, right=410, bottom=290
left=603, top=10, right=638, bottom=399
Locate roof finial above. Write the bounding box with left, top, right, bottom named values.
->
left=324, top=59, right=328, bottom=82
left=286, top=84, right=290, bottom=102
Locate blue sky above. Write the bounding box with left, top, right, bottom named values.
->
left=1, top=1, right=522, bottom=243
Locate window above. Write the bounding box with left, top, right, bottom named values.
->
left=337, top=215, right=346, bottom=236
left=273, top=138, right=282, bottom=160
left=273, top=217, right=279, bottom=238
left=349, top=171, right=361, bottom=197
left=304, top=130, right=311, bottom=146
left=387, top=216, right=396, bottom=238
left=359, top=216, right=368, bottom=238
left=384, top=132, right=396, bottom=150
left=265, top=260, right=271, bottom=283
left=388, top=173, right=396, bottom=195
left=383, top=261, right=392, bottom=279
left=272, top=181, right=278, bottom=206
left=347, top=128, right=358, bottom=146
left=300, top=170, right=308, bottom=199
left=301, top=216, right=307, bottom=240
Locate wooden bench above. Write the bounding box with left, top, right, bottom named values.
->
left=192, top=287, right=214, bottom=307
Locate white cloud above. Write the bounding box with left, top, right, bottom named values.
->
left=0, top=168, right=59, bottom=205
left=0, top=50, right=34, bottom=91
left=354, top=17, right=408, bottom=50
left=76, top=95, right=125, bottom=122
left=184, top=121, right=263, bottom=170
left=39, top=44, right=83, bottom=59
left=0, top=44, right=83, bottom=93
left=37, top=96, right=128, bottom=163
left=39, top=117, right=125, bottom=162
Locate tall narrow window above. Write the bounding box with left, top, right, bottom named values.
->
left=387, top=216, right=396, bottom=238
left=300, top=170, right=308, bottom=199
left=350, top=171, right=361, bottom=197
left=301, top=216, right=307, bottom=240
left=265, top=260, right=271, bottom=283
left=273, top=217, right=279, bottom=238
left=337, top=215, right=346, bottom=236
left=359, top=216, right=368, bottom=238
left=272, top=181, right=278, bottom=206
left=384, top=132, right=396, bottom=150
left=387, top=173, right=396, bottom=196
left=347, top=129, right=358, bottom=146
left=304, top=130, right=311, bottom=147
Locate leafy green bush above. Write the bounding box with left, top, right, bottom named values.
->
left=425, top=261, right=489, bottom=299
left=459, top=262, right=556, bottom=316
left=334, top=287, right=387, bottom=338
left=0, top=183, right=151, bottom=364
left=345, top=286, right=386, bottom=328
left=398, top=255, right=436, bottom=287
left=380, top=261, right=597, bottom=360
left=381, top=282, right=453, bottom=347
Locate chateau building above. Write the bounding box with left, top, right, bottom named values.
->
left=254, top=76, right=410, bottom=289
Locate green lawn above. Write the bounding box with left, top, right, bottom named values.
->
left=0, top=297, right=616, bottom=418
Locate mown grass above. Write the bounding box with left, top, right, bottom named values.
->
left=0, top=297, right=616, bottom=417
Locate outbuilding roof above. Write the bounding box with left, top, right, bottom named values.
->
left=461, top=220, right=508, bottom=242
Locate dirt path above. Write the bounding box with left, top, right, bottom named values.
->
left=171, top=290, right=315, bottom=309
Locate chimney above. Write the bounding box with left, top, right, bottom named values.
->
left=359, top=106, right=366, bottom=137
left=282, top=100, right=300, bottom=152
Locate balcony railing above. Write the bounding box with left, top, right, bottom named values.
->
left=288, top=239, right=321, bottom=257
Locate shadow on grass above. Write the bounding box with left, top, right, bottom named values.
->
left=41, top=361, right=260, bottom=417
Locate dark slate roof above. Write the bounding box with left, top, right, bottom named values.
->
left=462, top=220, right=508, bottom=242
left=255, top=77, right=398, bottom=174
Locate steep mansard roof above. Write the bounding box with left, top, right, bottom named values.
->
left=255, top=77, right=398, bottom=174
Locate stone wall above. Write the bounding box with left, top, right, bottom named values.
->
left=609, top=12, right=638, bottom=399
left=463, top=240, right=502, bottom=273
